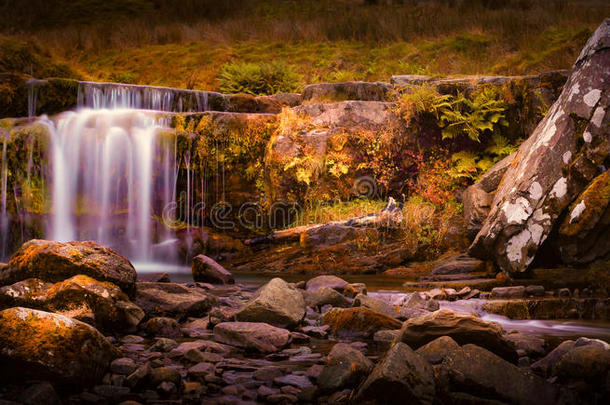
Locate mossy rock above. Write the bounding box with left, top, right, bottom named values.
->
left=482, top=300, right=530, bottom=319
left=0, top=307, right=120, bottom=387
left=321, top=306, right=402, bottom=338
left=2, top=239, right=137, bottom=298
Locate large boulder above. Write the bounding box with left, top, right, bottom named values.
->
left=394, top=309, right=517, bottom=363
left=321, top=307, right=402, bottom=338
left=135, top=282, right=216, bottom=319
left=556, top=170, right=610, bottom=264
left=1, top=240, right=137, bottom=297
left=0, top=275, right=144, bottom=331
left=0, top=307, right=120, bottom=386
left=355, top=342, right=436, bottom=405
left=317, top=343, right=373, bottom=393
left=234, top=277, right=305, bottom=329
left=463, top=153, right=516, bottom=238
left=191, top=254, right=234, bottom=285
left=469, top=20, right=610, bottom=274
left=213, top=322, right=292, bottom=353
left=439, top=344, right=559, bottom=405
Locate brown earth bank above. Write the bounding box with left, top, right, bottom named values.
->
left=0, top=238, right=609, bottom=404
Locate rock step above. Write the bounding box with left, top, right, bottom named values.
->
left=403, top=278, right=502, bottom=291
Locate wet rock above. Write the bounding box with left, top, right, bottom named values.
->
left=305, top=275, right=349, bottom=293
left=213, top=322, right=292, bottom=353
left=187, top=362, right=216, bottom=381
left=470, top=20, right=610, bottom=274
left=172, top=339, right=232, bottom=356
left=304, top=286, right=351, bottom=308
left=192, top=254, right=235, bottom=285
left=135, top=282, right=216, bottom=319
left=373, top=329, right=400, bottom=342
left=395, top=309, right=517, bottom=363
left=137, top=272, right=171, bottom=283
left=302, top=81, right=392, bottom=102
left=234, top=278, right=305, bottom=329
left=144, top=317, right=182, bottom=338
left=299, top=325, right=329, bottom=338
left=397, top=292, right=438, bottom=320
left=532, top=337, right=610, bottom=378
left=124, top=363, right=151, bottom=389
left=321, top=307, right=402, bottom=338
left=21, top=381, right=61, bottom=405
left=149, top=366, right=181, bottom=387
left=273, top=374, right=313, bottom=389
left=490, top=286, right=525, bottom=299
left=352, top=293, right=396, bottom=317
left=415, top=336, right=461, bottom=365
left=318, top=343, right=373, bottom=393
left=0, top=307, right=120, bottom=386
left=525, top=285, right=545, bottom=297
left=504, top=333, right=545, bottom=358
left=1, top=239, right=137, bottom=297
left=111, top=358, right=138, bottom=375
left=356, top=342, right=435, bottom=405
left=440, top=344, right=559, bottom=405
left=431, top=254, right=485, bottom=275
left=149, top=338, right=179, bottom=353
left=555, top=344, right=610, bottom=385
left=343, top=283, right=367, bottom=298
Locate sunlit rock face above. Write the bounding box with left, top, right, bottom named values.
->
left=469, top=19, right=610, bottom=275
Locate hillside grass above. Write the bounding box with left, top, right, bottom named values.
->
left=0, top=0, right=608, bottom=91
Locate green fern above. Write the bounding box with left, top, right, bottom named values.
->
left=440, top=87, right=508, bottom=142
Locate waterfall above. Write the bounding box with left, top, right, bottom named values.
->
left=41, top=109, right=178, bottom=262
left=0, top=134, right=8, bottom=260
left=77, top=81, right=210, bottom=112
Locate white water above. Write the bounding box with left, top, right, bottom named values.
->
left=77, top=81, right=210, bottom=112
left=41, top=108, right=178, bottom=262
left=0, top=135, right=8, bottom=259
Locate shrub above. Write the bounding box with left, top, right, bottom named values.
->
left=218, top=61, right=303, bottom=96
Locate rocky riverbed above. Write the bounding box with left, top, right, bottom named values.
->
left=0, top=239, right=609, bottom=405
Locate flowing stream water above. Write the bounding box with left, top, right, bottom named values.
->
left=0, top=81, right=218, bottom=263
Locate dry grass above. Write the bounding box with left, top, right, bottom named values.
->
left=0, top=1, right=608, bottom=90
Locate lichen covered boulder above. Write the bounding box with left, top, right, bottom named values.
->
left=0, top=275, right=144, bottom=331
left=469, top=19, right=610, bottom=274
left=0, top=307, right=120, bottom=386
left=321, top=306, right=402, bottom=338
left=2, top=239, right=137, bottom=297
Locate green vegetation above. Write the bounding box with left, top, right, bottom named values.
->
left=218, top=62, right=302, bottom=95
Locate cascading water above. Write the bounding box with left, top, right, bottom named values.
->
left=41, top=109, right=178, bottom=263
left=0, top=134, right=9, bottom=260
left=77, top=81, right=210, bottom=112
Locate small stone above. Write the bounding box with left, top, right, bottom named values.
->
left=144, top=317, right=182, bottom=338
left=343, top=283, right=367, bottom=298
left=490, top=286, right=526, bottom=299
left=21, top=382, right=61, bottom=405
left=258, top=385, right=280, bottom=397
left=253, top=366, right=284, bottom=381
left=188, top=362, right=216, bottom=380
left=518, top=357, right=531, bottom=367
left=149, top=337, right=178, bottom=353
left=125, top=363, right=151, bottom=389
left=183, top=381, right=204, bottom=396
left=149, top=366, right=181, bottom=386
left=110, top=357, right=138, bottom=375
left=157, top=381, right=177, bottom=395
left=558, top=288, right=571, bottom=298
left=93, top=385, right=130, bottom=400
